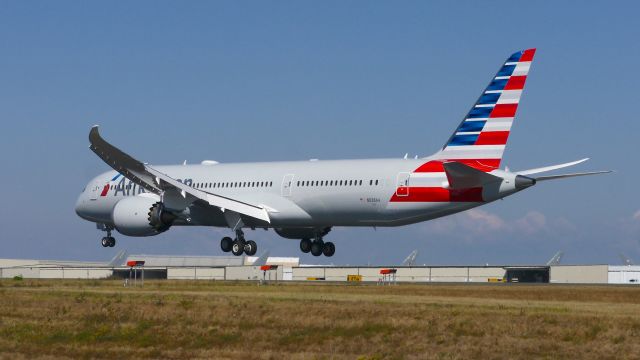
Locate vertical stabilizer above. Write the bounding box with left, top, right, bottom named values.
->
left=432, top=49, right=536, bottom=171
left=252, top=251, right=271, bottom=266
left=108, top=249, right=127, bottom=267
left=546, top=251, right=563, bottom=266
left=402, top=250, right=419, bottom=266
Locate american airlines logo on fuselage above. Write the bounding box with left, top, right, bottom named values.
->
left=100, top=174, right=193, bottom=197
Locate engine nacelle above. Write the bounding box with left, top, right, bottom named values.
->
left=111, top=197, right=176, bottom=237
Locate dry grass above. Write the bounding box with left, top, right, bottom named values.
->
left=1, top=279, right=639, bottom=359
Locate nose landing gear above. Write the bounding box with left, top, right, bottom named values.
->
left=98, top=224, right=116, bottom=248
left=101, top=236, right=116, bottom=247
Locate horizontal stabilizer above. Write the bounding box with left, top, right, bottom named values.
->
left=443, top=161, right=502, bottom=189
left=534, top=171, right=612, bottom=181
left=517, top=158, right=590, bottom=175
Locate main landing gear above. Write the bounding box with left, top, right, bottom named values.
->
left=220, top=229, right=257, bottom=256
left=99, top=225, right=116, bottom=248
left=300, top=237, right=335, bottom=257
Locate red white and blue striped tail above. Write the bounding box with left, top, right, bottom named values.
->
left=431, top=48, right=536, bottom=171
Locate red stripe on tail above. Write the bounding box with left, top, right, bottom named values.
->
left=490, top=104, right=518, bottom=118
left=519, top=48, right=536, bottom=62
left=504, top=75, right=527, bottom=90
left=414, top=159, right=500, bottom=173
left=475, top=131, right=510, bottom=145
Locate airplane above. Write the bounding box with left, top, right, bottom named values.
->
left=75, top=48, right=610, bottom=258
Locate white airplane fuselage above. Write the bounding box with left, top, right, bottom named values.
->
left=75, top=157, right=522, bottom=231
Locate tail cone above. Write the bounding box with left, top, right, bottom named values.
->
left=515, top=175, right=536, bottom=190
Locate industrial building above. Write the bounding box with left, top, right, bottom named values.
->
left=0, top=255, right=638, bottom=284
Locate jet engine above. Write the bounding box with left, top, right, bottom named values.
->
left=111, top=197, right=176, bottom=236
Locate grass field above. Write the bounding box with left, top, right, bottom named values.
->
left=1, top=279, right=640, bottom=359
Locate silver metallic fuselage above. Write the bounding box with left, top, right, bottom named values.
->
left=75, top=157, right=520, bottom=232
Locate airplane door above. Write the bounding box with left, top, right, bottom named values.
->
left=396, top=172, right=410, bottom=197
left=281, top=174, right=295, bottom=197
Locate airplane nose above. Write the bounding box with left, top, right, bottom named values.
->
left=75, top=194, right=86, bottom=218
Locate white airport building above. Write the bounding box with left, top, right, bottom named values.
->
left=0, top=254, right=638, bottom=284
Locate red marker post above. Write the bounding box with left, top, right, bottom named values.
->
left=126, top=260, right=145, bottom=287
left=378, top=268, right=397, bottom=285
left=260, top=265, right=278, bottom=284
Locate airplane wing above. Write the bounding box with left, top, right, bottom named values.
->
left=88, top=126, right=270, bottom=223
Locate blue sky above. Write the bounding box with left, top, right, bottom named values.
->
left=0, top=1, right=638, bottom=265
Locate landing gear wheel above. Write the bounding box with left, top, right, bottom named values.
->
left=244, top=240, right=257, bottom=256
left=231, top=240, right=244, bottom=256
left=300, top=238, right=312, bottom=253
left=311, top=240, right=324, bottom=257
left=322, top=242, right=335, bottom=257
left=99, top=226, right=115, bottom=249
left=220, top=237, right=233, bottom=252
